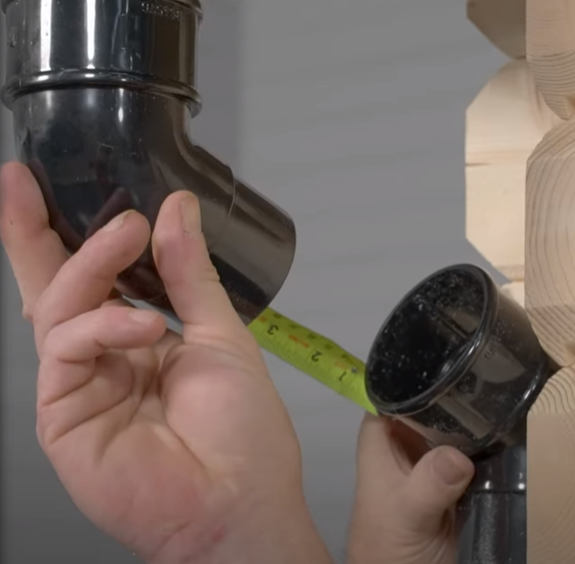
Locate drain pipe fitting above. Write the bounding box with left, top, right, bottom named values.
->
left=1, top=0, right=297, bottom=324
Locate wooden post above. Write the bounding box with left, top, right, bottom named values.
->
left=467, top=1, right=575, bottom=562
left=525, top=2, right=575, bottom=562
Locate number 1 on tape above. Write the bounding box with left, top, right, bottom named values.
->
left=249, top=308, right=377, bottom=415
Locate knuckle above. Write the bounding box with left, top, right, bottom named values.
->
left=153, top=225, right=180, bottom=249
left=21, top=303, right=34, bottom=323
left=89, top=266, right=114, bottom=286
left=39, top=326, right=60, bottom=358
left=204, top=261, right=221, bottom=284
left=35, top=412, right=47, bottom=450
left=36, top=403, right=59, bottom=450
left=33, top=291, right=48, bottom=321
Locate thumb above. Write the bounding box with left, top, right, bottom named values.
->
left=399, top=446, right=475, bottom=536
left=152, top=191, right=248, bottom=339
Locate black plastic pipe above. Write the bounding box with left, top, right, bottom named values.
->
left=1, top=0, right=297, bottom=325
left=365, top=264, right=558, bottom=564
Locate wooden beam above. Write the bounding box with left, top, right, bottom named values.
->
left=525, top=121, right=575, bottom=365
left=467, top=0, right=526, bottom=59
left=524, top=1, right=575, bottom=562
left=526, top=0, right=575, bottom=120
left=527, top=367, right=575, bottom=563
left=501, top=281, right=525, bottom=305
left=466, top=59, right=559, bottom=281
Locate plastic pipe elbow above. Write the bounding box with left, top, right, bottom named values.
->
left=1, top=0, right=296, bottom=324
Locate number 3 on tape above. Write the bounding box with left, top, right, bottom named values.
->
left=249, top=308, right=377, bottom=415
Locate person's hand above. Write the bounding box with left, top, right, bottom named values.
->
left=0, top=163, right=334, bottom=564
left=346, top=414, right=475, bottom=564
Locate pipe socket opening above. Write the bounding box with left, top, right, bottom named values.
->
left=365, top=264, right=554, bottom=454
left=366, top=266, right=488, bottom=410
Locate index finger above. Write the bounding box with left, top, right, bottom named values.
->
left=0, top=163, right=69, bottom=320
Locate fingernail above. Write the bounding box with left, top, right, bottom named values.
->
left=103, top=210, right=132, bottom=232
left=180, top=195, right=202, bottom=235
left=432, top=449, right=471, bottom=486
left=128, top=309, right=159, bottom=324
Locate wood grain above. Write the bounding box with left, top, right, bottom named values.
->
left=524, top=2, right=575, bottom=562
left=526, top=0, right=575, bottom=119
left=525, top=121, right=575, bottom=365
left=528, top=367, right=575, bottom=564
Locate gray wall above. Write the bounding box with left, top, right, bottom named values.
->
left=238, top=1, right=506, bottom=558
left=1, top=1, right=507, bottom=562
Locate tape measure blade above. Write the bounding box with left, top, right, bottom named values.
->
left=249, top=308, right=377, bottom=415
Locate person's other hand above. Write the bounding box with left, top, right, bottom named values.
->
left=0, top=163, right=333, bottom=564
left=347, top=414, right=475, bottom=564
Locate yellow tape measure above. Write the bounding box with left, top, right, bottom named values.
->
left=248, top=307, right=378, bottom=415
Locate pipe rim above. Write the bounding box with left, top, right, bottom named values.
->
left=1, top=0, right=203, bottom=17
left=365, top=263, right=497, bottom=417
left=1, top=69, right=203, bottom=111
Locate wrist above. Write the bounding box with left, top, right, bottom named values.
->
left=202, top=494, right=334, bottom=564
left=150, top=492, right=334, bottom=564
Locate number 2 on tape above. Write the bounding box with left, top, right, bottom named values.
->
left=248, top=308, right=377, bottom=415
